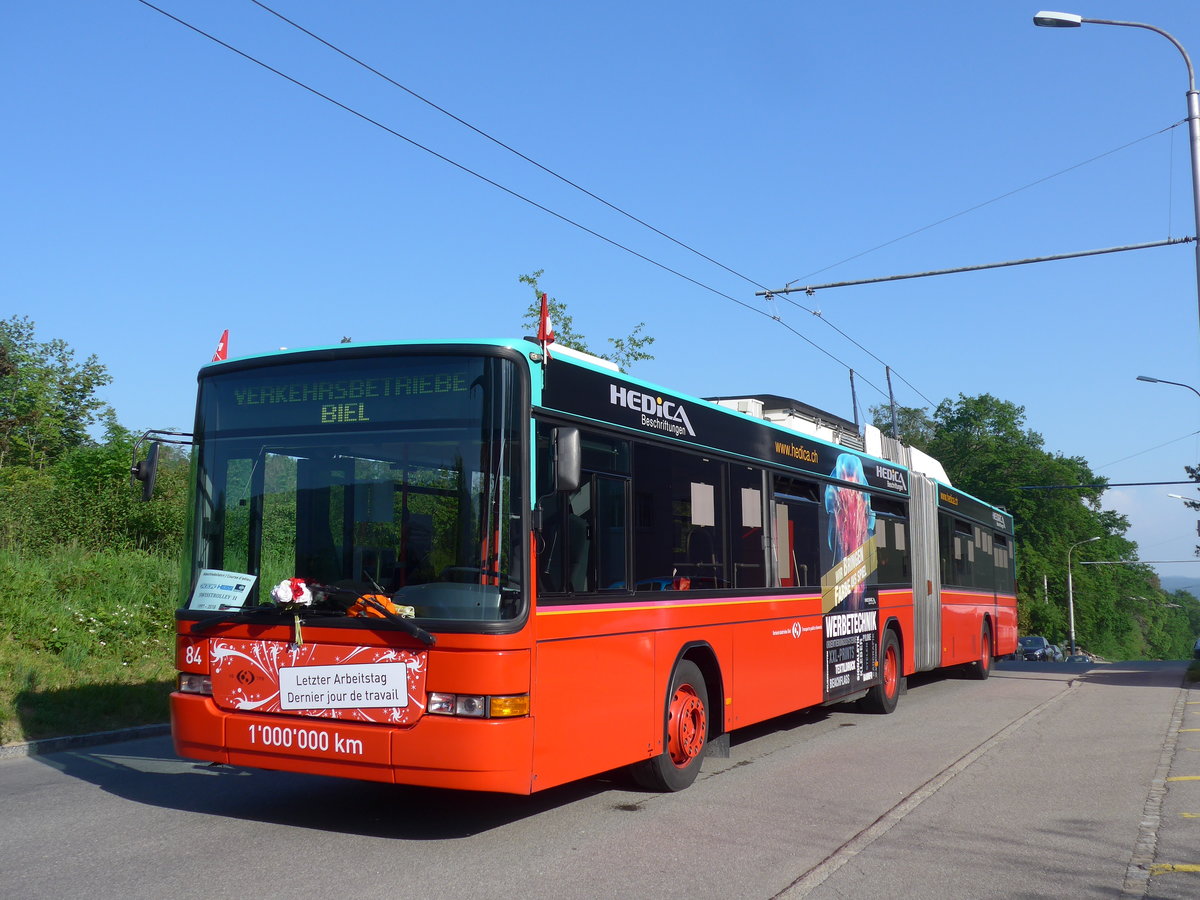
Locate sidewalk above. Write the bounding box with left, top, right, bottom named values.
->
left=1147, top=675, right=1200, bottom=900
left=0, top=723, right=170, bottom=762
left=801, top=661, right=1196, bottom=899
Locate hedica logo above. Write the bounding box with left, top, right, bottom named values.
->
left=610, top=385, right=696, bottom=438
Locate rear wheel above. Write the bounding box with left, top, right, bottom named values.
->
left=631, top=660, right=709, bottom=791
left=967, top=622, right=993, bottom=680
left=861, top=630, right=900, bottom=714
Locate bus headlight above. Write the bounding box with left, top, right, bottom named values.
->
left=178, top=673, right=212, bottom=695
left=426, top=692, right=529, bottom=718
left=455, top=695, right=487, bottom=717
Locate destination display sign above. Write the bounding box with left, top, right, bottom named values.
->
left=200, top=356, right=487, bottom=432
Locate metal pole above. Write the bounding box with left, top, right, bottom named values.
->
left=849, top=369, right=861, bottom=431
left=1066, top=555, right=1078, bottom=655
left=1072, top=16, right=1200, bottom=349
left=885, top=366, right=899, bottom=439
left=1136, top=374, right=1200, bottom=400
left=1187, top=87, right=1200, bottom=334
left=1066, top=536, right=1101, bottom=655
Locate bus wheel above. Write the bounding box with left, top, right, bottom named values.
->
left=631, top=660, right=709, bottom=791
left=861, top=631, right=900, bottom=715
left=968, top=622, right=992, bottom=680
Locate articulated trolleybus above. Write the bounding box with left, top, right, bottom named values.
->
left=166, top=338, right=1017, bottom=794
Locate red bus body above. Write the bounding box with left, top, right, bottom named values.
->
left=170, top=341, right=1017, bottom=794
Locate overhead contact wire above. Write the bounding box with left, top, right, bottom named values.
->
left=135, top=0, right=894, bottom=398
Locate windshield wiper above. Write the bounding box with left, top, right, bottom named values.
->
left=189, top=604, right=291, bottom=634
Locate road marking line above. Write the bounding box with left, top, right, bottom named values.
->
left=1181, top=813, right=1200, bottom=818
left=1150, top=864, right=1200, bottom=875
left=1167, top=775, right=1200, bottom=781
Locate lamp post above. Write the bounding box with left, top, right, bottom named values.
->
left=1136, top=374, right=1200, bottom=400
left=1067, top=536, right=1101, bottom=655
left=1034, top=11, right=1200, bottom=338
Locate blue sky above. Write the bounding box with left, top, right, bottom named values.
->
left=5, top=1, right=1200, bottom=584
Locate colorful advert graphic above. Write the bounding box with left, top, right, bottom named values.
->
left=821, top=454, right=878, bottom=614
left=821, top=454, right=881, bottom=697
left=824, top=610, right=879, bottom=694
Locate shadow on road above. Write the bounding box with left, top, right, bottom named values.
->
left=994, top=659, right=1189, bottom=689
left=13, top=680, right=173, bottom=744
left=26, top=660, right=1190, bottom=841
left=31, top=734, right=627, bottom=839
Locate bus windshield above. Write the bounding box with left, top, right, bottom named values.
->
left=186, top=353, right=525, bottom=625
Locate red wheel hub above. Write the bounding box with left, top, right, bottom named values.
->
left=667, top=684, right=706, bottom=767
left=883, top=645, right=898, bottom=698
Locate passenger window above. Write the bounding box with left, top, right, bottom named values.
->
left=632, top=444, right=726, bottom=589
left=773, top=476, right=820, bottom=588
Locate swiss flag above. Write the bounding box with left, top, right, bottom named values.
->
left=536, top=293, right=554, bottom=355
left=211, top=329, right=229, bottom=362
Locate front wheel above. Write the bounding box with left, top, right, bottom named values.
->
left=860, top=630, right=901, bottom=714
left=631, top=660, right=709, bottom=791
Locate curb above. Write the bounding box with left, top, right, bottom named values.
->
left=0, top=723, right=171, bottom=761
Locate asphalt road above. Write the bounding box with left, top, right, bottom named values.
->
left=2, top=660, right=1197, bottom=899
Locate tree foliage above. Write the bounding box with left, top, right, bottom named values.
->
left=0, top=316, right=113, bottom=470
left=0, top=319, right=187, bottom=554
left=518, top=270, right=655, bottom=371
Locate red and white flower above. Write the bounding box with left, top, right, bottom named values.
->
left=270, top=577, right=313, bottom=608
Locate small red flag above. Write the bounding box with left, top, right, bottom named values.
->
left=536, top=293, right=555, bottom=354
left=211, top=329, right=229, bottom=362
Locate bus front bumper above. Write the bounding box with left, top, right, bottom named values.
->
left=171, top=692, right=535, bottom=794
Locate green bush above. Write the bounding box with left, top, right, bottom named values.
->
left=0, top=545, right=180, bottom=744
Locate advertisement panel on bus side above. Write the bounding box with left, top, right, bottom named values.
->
left=539, top=362, right=908, bottom=496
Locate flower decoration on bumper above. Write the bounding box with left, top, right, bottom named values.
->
left=271, top=578, right=313, bottom=645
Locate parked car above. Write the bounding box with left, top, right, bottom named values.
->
left=1194, top=637, right=1200, bottom=660
left=1066, top=654, right=1091, bottom=663
left=1047, top=644, right=1064, bottom=661
left=1019, top=635, right=1053, bottom=661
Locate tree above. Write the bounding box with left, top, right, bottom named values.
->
left=0, top=316, right=112, bottom=470
left=870, top=403, right=936, bottom=447
left=518, top=270, right=655, bottom=371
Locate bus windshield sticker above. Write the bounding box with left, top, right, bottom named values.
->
left=189, top=569, right=257, bottom=611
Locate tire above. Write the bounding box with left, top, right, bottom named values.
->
left=860, top=630, right=901, bottom=714
left=631, top=659, right=709, bottom=791
left=967, top=622, right=993, bottom=680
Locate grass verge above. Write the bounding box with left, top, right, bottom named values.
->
left=0, top=546, right=179, bottom=745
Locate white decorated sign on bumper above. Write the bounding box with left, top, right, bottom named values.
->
left=278, top=663, right=409, bottom=710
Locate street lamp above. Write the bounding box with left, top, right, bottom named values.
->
left=1136, top=374, right=1200, bottom=400
left=1034, top=11, right=1200, bottom=339
left=1067, top=535, right=1101, bottom=655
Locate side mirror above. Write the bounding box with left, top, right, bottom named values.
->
left=131, top=441, right=160, bottom=502
left=553, top=427, right=582, bottom=493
